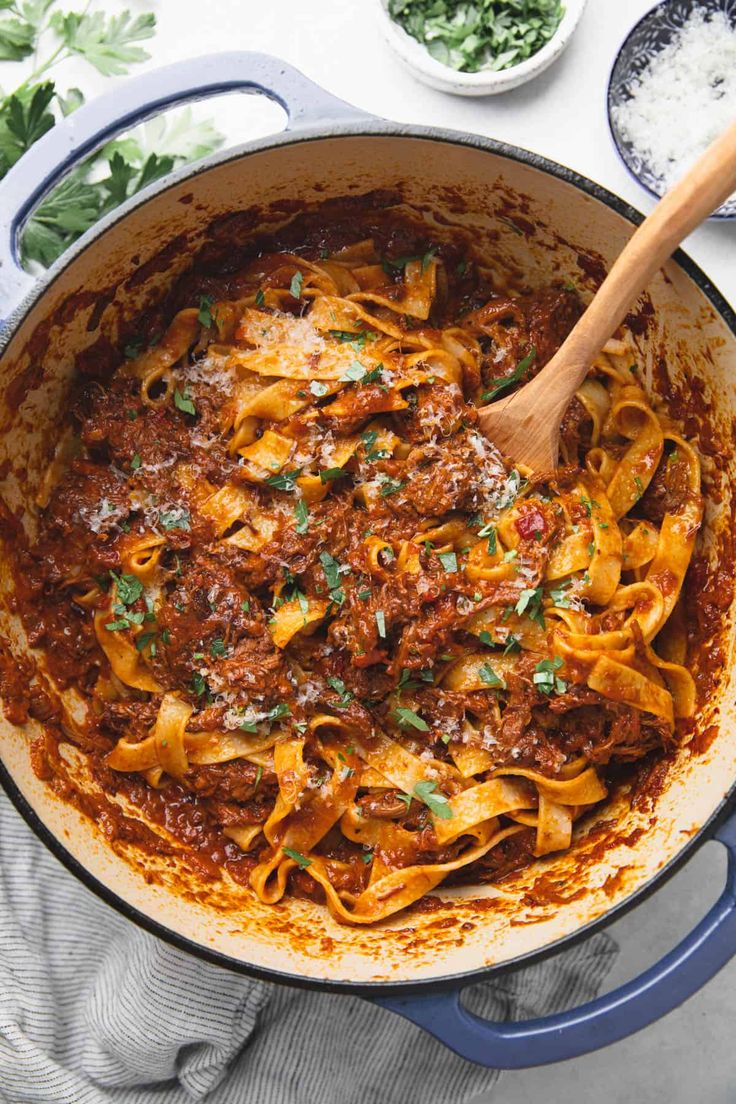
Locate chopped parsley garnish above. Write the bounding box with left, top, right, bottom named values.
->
left=634, top=475, right=644, bottom=500
left=375, top=610, right=387, bottom=638
left=379, top=478, right=406, bottom=498
left=340, top=360, right=384, bottom=386
left=294, top=499, right=310, bottom=534
left=320, top=467, right=348, bottom=484
left=254, top=766, right=263, bottom=791
left=197, top=295, right=214, bottom=327
left=320, top=550, right=347, bottom=608
left=123, top=342, right=141, bottom=360
left=478, top=629, right=494, bottom=646
left=361, top=429, right=390, bottom=462
left=533, top=656, right=567, bottom=695
left=289, top=271, right=303, bottom=299
left=159, top=506, right=190, bottom=531
left=111, top=571, right=143, bottom=606
left=135, top=631, right=157, bottom=655
left=587, top=541, right=595, bottom=558
left=580, top=494, right=600, bottom=517
left=254, top=288, right=265, bottom=307
left=503, top=634, right=521, bottom=654
left=320, top=551, right=342, bottom=590
left=174, top=386, right=196, bottom=416
left=383, top=248, right=437, bottom=274
left=412, top=779, right=452, bottom=819
left=437, top=551, right=458, bottom=572
left=329, top=328, right=376, bottom=348
left=130, top=453, right=141, bottom=470
left=309, top=380, right=328, bottom=397
left=191, top=671, right=207, bottom=697
left=479, top=663, right=506, bottom=689
left=515, top=586, right=546, bottom=627
left=241, top=599, right=251, bottom=612
left=265, top=467, right=302, bottom=492
left=477, top=523, right=497, bottom=555
left=283, top=846, right=311, bottom=869
left=239, top=702, right=291, bottom=733
left=327, top=676, right=354, bottom=708
left=210, top=638, right=227, bottom=657
left=549, top=581, right=573, bottom=608
left=361, top=849, right=374, bottom=864
left=392, top=706, right=429, bottom=732
left=481, top=348, right=536, bottom=402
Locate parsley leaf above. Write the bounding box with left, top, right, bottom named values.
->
left=392, top=706, right=428, bottom=732
left=283, top=846, right=311, bottom=869
left=481, top=347, right=536, bottom=402
left=479, top=663, right=507, bottom=689
left=437, top=551, right=458, bottom=573
left=375, top=610, right=387, bottom=638
left=533, top=656, right=567, bottom=695
left=290, top=271, right=303, bottom=299
left=294, top=498, right=309, bottom=534
left=49, top=10, right=155, bottom=77
left=327, top=676, right=354, bottom=708
left=110, top=571, right=143, bottom=606
left=265, top=467, right=302, bottom=492
left=515, top=586, right=546, bottom=627
left=319, top=467, right=348, bottom=484
left=387, top=0, right=564, bottom=74
left=413, top=780, right=453, bottom=819
left=174, top=386, right=196, bottom=416
left=158, top=506, right=190, bottom=531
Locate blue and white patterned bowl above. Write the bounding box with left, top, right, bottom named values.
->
left=607, top=0, right=736, bottom=220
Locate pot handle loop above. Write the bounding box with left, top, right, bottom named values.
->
left=0, top=52, right=367, bottom=313
left=373, top=808, right=736, bottom=1069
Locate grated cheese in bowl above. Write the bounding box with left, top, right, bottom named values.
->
left=610, top=8, right=736, bottom=210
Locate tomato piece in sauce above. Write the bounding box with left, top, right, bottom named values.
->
left=515, top=506, right=547, bottom=541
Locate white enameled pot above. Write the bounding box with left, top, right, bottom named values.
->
left=0, top=54, right=735, bottom=1068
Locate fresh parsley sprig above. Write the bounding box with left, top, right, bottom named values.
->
left=0, top=2, right=223, bottom=267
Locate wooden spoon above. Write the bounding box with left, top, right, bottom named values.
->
left=478, top=119, right=736, bottom=474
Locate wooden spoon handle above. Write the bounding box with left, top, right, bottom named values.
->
left=542, top=118, right=736, bottom=400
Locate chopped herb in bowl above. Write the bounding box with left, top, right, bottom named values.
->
left=387, top=0, right=565, bottom=73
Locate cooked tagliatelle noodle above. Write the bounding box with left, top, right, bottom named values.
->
left=17, top=221, right=703, bottom=925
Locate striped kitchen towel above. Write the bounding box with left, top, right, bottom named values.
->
left=0, top=793, right=617, bottom=1103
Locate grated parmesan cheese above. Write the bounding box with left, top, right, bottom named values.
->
left=612, top=10, right=736, bottom=198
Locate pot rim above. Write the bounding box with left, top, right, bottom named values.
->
left=2, top=120, right=735, bottom=994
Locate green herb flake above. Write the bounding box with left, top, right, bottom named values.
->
left=479, top=663, right=506, bottom=690
left=413, top=779, right=452, bottom=820
left=533, top=655, right=567, bottom=695
left=392, top=706, right=429, bottom=732
left=283, top=846, right=311, bottom=869
left=254, top=288, right=265, bottom=307
left=320, top=467, right=348, bottom=484
left=174, top=386, right=196, bottom=416
left=197, top=294, right=214, bottom=327
left=481, top=348, right=536, bottom=402
left=159, top=506, right=190, bottom=531
left=309, top=380, right=329, bottom=397
left=130, top=453, right=141, bottom=471
left=265, top=467, right=303, bottom=492
left=294, top=498, right=310, bottom=534
left=375, top=610, right=387, bottom=638
left=437, top=550, right=458, bottom=572
left=289, top=271, right=303, bottom=299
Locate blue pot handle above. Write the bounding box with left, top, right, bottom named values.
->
left=0, top=51, right=367, bottom=311
left=375, top=808, right=736, bottom=1068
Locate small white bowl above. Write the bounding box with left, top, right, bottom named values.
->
left=375, top=0, right=588, bottom=96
